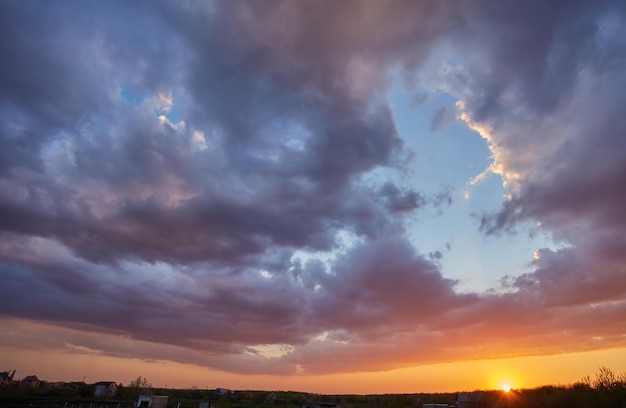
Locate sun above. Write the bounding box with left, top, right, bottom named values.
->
left=500, top=384, right=512, bottom=392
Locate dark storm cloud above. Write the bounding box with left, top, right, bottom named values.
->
left=0, top=0, right=414, bottom=264
left=0, top=0, right=625, bottom=375
left=0, top=233, right=469, bottom=372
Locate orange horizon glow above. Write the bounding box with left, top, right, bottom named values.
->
left=1, top=346, right=625, bottom=394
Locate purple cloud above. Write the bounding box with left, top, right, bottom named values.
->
left=0, top=0, right=625, bottom=376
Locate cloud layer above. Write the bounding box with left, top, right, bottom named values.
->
left=1, top=0, right=625, bottom=376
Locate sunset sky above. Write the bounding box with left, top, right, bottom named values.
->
left=1, top=0, right=626, bottom=394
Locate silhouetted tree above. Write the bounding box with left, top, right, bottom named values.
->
left=123, top=376, right=153, bottom=402
left=129, top=376, right=152, bottom=390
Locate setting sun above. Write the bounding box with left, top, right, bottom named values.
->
left=501, top=384, right=512, bottom=392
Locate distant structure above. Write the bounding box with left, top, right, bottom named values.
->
left=137, top=395, right=169, bottom=408
left=199, top=401, right=216, bottom=408
left=0, top=370, right=16, bottom=389
left=21, top=375, right=41, bottom=389
left=455, top=392, right=484, bottom=408
left=94, top=381, right=118, bottom=398
left=302, top=402, right=341, bottom=408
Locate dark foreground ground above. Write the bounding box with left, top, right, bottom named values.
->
left=2, top=385, right=626, bottom=408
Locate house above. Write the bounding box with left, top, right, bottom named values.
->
left=455, top=392, right=484, bottom=408
left=302, top=402, right=341, bottom=408
left=21, top=375, right=41, bottom=389
left=136, top=394, right=169, bottom=408
left=94, top=381, right=118, bottom=398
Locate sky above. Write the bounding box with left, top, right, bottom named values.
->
left=1, top=0, right=626, bottom=394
